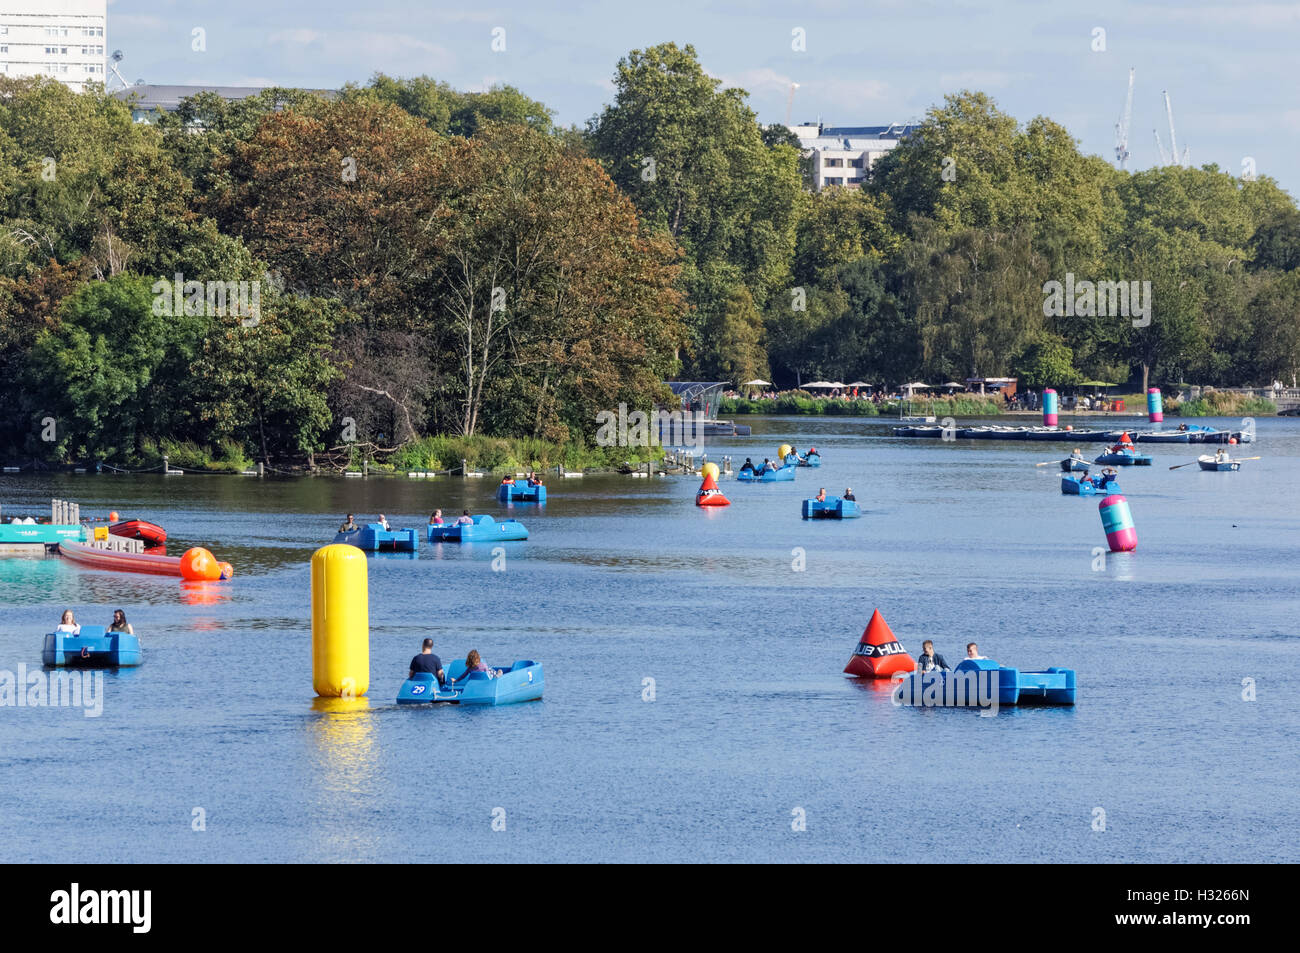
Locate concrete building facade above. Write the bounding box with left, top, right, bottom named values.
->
left=788, top=122, right=919, bottom=191
left=0, top=0, right=107, bottom=92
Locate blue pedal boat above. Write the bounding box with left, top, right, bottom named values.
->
left=427, top=514, right=528, bottom=542
left=896, top=658, right=1076, bottom=707
left=1094, top=450, right=1152, bottom=466
left=42, top=626, right=141, bottom=668
left=786, top=451, right=821, bottom=467
left=397, top=660, right=543, bottom=705
left=801, top=497, right=860, bottom=519
left=333, top=523, right=418, bottom=551
left=1061, top=474, right=1120, bottom=496
left=497, top=482, right=546, bottom=503
left=736, top=463, right=796, bottom=482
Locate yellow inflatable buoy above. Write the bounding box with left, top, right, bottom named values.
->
left=778, top=444, right=792, bottom=460
left=701, top=461, right=720, bottom=480
left=311, top=544, right=369, bottom=698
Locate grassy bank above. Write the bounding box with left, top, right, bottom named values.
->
left=137, top=438, right=254, bottom=472
left=720, top=394, right=1004, bottom=417
left=384, top=435, right=664, bottom=473
left=1170, top=392, right=1277, bottom=417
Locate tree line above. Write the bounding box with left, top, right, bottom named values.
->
left=2, top=42, right=1297, bottom=464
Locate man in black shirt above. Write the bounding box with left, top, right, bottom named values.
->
left=409, top=638, right=445, bottom=686
left=917, top=640, right=949, bottom=672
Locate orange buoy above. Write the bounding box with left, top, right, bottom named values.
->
left=180, top=547, right=223, bottom=581
left=108, top=511, right=119, bottom=522
left=696, top=472, right=730, bottom=507
left=218, top=561, right=234, bottom=580
left=843, top=609, right=916, bottom=678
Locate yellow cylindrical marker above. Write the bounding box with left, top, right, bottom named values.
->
left=311, top=544, right=369, bottom=697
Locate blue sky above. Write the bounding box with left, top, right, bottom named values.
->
left=110, top=0, right=1299, bottom=196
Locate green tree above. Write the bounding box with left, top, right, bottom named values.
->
left=194, top=292, right=345, bottom=462
left=587, top=43, right=801, bottom=362
left=27, top=275, right=170, bottom=460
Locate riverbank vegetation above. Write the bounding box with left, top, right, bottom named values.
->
left=2, top=43, right=1297, bottom=465
left=1170, top=392, right=1277, bottom=417
left=718, top=394, right=1003, bottom=416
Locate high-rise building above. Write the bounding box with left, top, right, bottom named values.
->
left=0, top=0, right=107, bottom=93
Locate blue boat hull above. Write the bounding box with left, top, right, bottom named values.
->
left=497, top=483, right=546, bottom=503
left=333, top=523, right=418, bottom=551
left=802, top=497, right=860, bottom=519
left=896, top=659, right=1076, bottom=707
left=736, top=465, right=795, bottom=482
left=427, top=515, right=528, bottom=542
left=1060, top=459, right=1090, bottom=472
left=1094, top=452, right=1152, bottom=466
left=397, top=661, right=543, bottom=706
left=1061, top=476, right=1120, bottom=496
left=42, top=626, right=141, bottom=668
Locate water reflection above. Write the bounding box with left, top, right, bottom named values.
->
left=307, top=696, right=376, bottom=793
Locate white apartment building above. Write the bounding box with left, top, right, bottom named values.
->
left=0, top=0, right=107, bottom=92
left=788, top=123, right=919, bottom=191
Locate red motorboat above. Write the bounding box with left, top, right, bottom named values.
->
left=108, top=519, right=167, bottom=546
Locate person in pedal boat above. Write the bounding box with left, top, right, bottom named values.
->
left=339, top=513, right=358, bottom=533
left=501, top=474, right=515, bottom=485
left=377, top=514, right=391, bottom=531
left=409, top=638, right=445, bottom=686
left=843, top=488, right=856, bottom=501
left=740, top=457, right=755, bottom=472
left=449, top=649, right=500, bottom=684
left=455, top=510, right=474, bottom=526
left=108, top=609, right=133, bottom=635
left=55, top=610, right=80, bottom=635
left=917, top=640, right=949, bottom=672
left=428, top=509, right=444, bottom=525
left=815, top=487, right=827, bottom=502
left=965, top=642, right=986, bottom=660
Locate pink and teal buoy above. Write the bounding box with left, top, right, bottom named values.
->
left=1042, top=389, right=1059, bottom=427
left=1099, top=494, right=1137, bottom=552
left=1147, top=388, right=1163, bottom=423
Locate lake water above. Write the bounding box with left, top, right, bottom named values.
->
left=2, top=415, right=1297, bottom=862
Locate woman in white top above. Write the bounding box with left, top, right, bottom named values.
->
left=55, top=609, right=80, bottom=634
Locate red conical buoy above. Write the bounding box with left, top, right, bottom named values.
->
left=696, top=472, right=730, bottom=506
left=843, top=609, right=916, bottom=678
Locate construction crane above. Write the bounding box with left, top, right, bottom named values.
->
left=784, top=83, right=799, bottom=126
left=1114, top=67, right=1134, bottom=169
left=1153, top=89, right=1191, bottom=168
left=1153, top=127, right=1171, bottom=166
